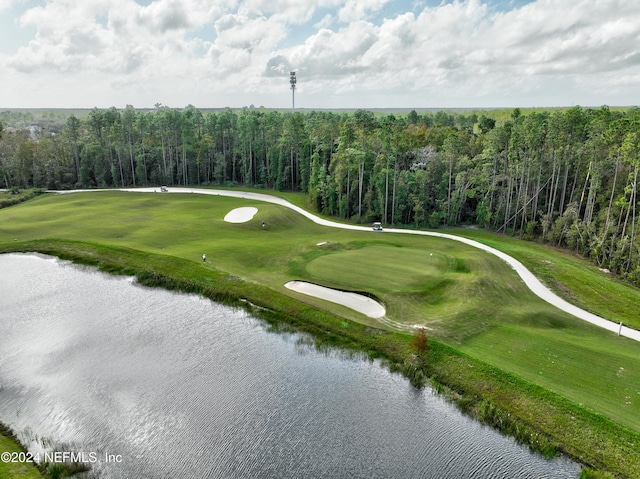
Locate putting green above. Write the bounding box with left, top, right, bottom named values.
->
left=305, top=244, right=446, bottom=292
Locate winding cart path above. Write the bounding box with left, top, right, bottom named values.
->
left=56, top=187, right=640, bottom=343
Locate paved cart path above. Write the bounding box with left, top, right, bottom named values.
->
left=55, top=187, right=640, bottom=343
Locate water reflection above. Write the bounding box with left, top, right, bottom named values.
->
left=0, top=253, right=580, bottom=478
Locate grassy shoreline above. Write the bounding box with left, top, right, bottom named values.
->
left=0, top=421, right=90, bottom=479
left=1, top=239, right=638, bottom=478
left=0, top=422, right=41, bottom=478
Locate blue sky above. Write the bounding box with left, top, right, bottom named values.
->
left=0, top=0, right=638, bottom=109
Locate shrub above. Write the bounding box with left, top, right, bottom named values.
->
left=411, top=327, right=431, bottom=353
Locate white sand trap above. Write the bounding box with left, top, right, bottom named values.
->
left=285, top=281, right=386, bottom=318
left=224, top=207, right=258, bottom=223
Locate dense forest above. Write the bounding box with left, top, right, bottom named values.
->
left=2, top=105, right=640, bottom=285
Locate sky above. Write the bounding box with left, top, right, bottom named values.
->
left=0, top=0, right=639, bottom=110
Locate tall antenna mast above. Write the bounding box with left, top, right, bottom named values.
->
left=289, top=71, right=296, bottom=112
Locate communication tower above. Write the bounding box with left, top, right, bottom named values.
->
left=289, top=71, right=296, bottom=112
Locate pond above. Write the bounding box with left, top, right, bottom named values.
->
left=0, top=253, right=580, bottom=478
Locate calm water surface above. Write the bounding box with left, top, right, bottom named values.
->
left=0, top=254, right=580, bottom=478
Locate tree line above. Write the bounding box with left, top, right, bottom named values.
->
left=1, top=105, right=640, bottom=285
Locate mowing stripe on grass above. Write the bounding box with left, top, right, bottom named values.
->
left=53, top=187, right=640, bottom=342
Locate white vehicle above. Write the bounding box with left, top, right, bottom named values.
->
left=160, top=185, right=169, bottom=192
left=372, top=222, right=383, bottom=231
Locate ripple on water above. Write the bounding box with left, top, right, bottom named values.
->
left=0, top=254, right=580, bottom=478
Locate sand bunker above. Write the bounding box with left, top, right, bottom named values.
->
left=224, top=207, right=258, bottom=223
left=285, top=281, right=386, bottom=318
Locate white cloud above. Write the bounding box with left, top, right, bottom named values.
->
left=8, top=0, right=221, bottom=75
left=268, top=0, right=640, bottom=106
left=314, top=13, right=334, bottom=30
left=241, top=0, right=315, bottom=23
left=275, top=0, right=489, bottom=92
left=138, top=0, right=194, bottom=33
left=337, top=0, right=392, bottom=23
left=1, top=0, right=640, bottom=108
left=214, top=7, right=284, bottom=50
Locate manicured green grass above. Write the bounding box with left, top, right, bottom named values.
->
left=2, top=189, right=640, bottom=477
left=302, top=238, right=640, bottom=432
left=0, top=434, right=41, bottom=479
left=2, top=191, right=639, bottom=429
left=461, top=323, right=640, bottom=430
left=452, top=229, right=640, bottom=330
left=305, top=244, right=447, bottom=292
left=0, top=191, right=573, bottom=337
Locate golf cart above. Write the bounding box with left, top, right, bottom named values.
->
left=160, top=185, right=169, bottom=192
left=372, top=222, right=383, bottom=231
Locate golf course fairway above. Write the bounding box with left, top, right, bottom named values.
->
left=1, top=187, right=640, bottom=478
left=65, top=187, right=640, bottom=341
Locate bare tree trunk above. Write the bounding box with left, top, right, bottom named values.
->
left=161, top=131, right=168, bottom=182
left=346, top=156, right=350, bottom=218
left=531, top=151, right=542, bottom=224
left=578, top=162, right=591, bottom=220
left=626, top=165, right=638, bottom=272
left=129, top=139, right=136, bottom=187
left=222, top=131, right=228, bottom=183
left=116, top=146, right=125, bottom=187
left=447, top=152, right=454, bottom=223
left=358, top=159, right=364, bottom=217
left=559, top=158, right=570, bottom=214
left=290, top=147, right=294, bottom=191
left=604, top=156, right=620, bottom=234
left=488, top=154, right=498, bottom=218
left=384, top=155, right=389, bottom=224
left=549, top=160, right=562, bottom=218
left=182, top=144, right=187, bottom=185
left=391, top=156, right=397, bottom=224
